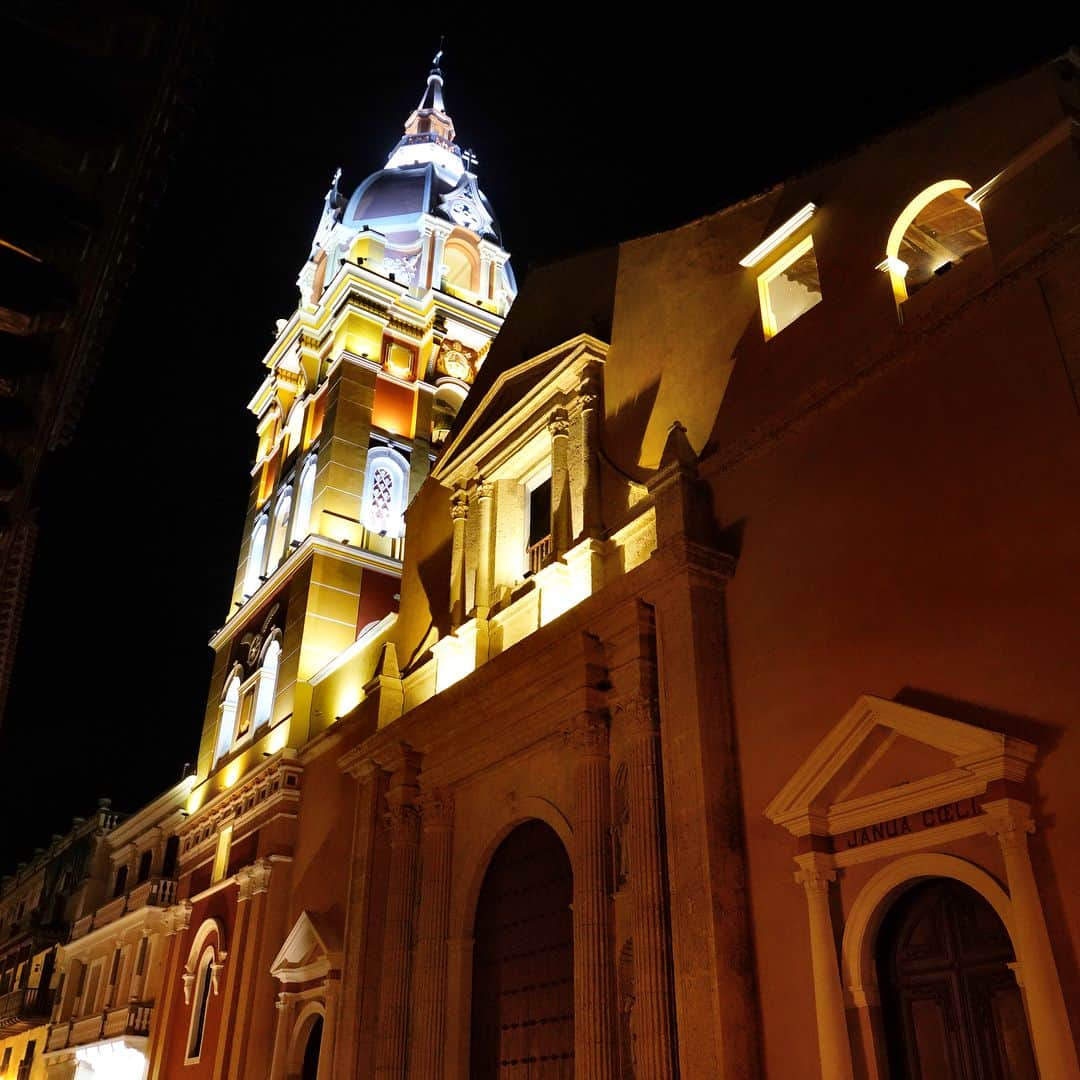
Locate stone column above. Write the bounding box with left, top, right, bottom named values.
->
left=408, top=791, right=455, bottom=1080
left=578, top=378, right=602, bottom=539
left=795, top=861, right=854, bottom=1080
left=430, top=228, right=449, bottom=290
left=449, top=488, right=468, bottom=628
left=620, top=690, right=677, bottom=1078
left=336, top=760, right=385, bottom=1079
left=269, top=991, right=292, bottom=1080
left=316, top=978, right=341, bottom=1080
left=549, top=409, right=573, bottom=559
left=570, top=711, right=618, bottom=1079
left=985, top=799, right=1080, bottom=1078
left=474, top=481, right=495, bottom=616
left=375, top=751, right=422, bottom=1079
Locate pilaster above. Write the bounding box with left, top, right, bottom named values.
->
left=569, top=710, right=618, bottom=1079
left=408, top=789, right=455, bottom=1080
left=375, top=747, right=422, bottom=1079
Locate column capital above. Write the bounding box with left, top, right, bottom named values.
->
left=475, top=478, right=494, bottom=501
left=164, top=899, right=192, bottom=935
left=984, top=797, right=1036, bottom=854
left=548, top=408, right=571, bottom=438
left=795, top=864, right=838, bottom=894
left=384, top=802, right=421, bottom=846
left=418, top=789, right=455, bottom=830
left=450, top=489, right=469, bottom=520
left=611, top=690, right=659, bottom=738
left=340, top=753, right=383, bottom=782
left=567, top=710, right=610, bottom=756
left=237, top=857, right=273, bottom=901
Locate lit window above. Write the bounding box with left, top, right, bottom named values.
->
left=252, top=638, right=280, bottom=731
left=883, top=180, right=987, bottom=303
left=757, top=235, right=822, bottom=339
left=361, top=447, right=409, bottom=538
left=268, top=489, right=293, bottom=571
left=242, top=515, right=268, bottom=598
left=214, top=673, right=241, bottom=765
left=187, top=948, right=215, bottom=1060
left=292, top=456, right=316, bottom=544
left=524, top=472, right=553, bottom=576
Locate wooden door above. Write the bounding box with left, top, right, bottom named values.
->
left=877, top=879, right=1037, bottom=1079
left=470, top=821, right=574, bottom=1079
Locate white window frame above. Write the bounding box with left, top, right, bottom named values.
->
left=361, top=446, right=409, bottom=539
left=292, top=454, right=317, bottom=545
left=214, top=669, right=243, bottom=766
left=242, top=514, right=269, bottom=598
left=252, top=636, right=281, bottom=732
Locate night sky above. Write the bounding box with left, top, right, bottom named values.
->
left=0, top=15, right=1073, bottom=872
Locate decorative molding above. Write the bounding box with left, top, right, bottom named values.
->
left=237, top=857, right=274, bottom=902
left=270, top=910, right=344, bottom=985
left=418, top=789, right=455, bottom=830
left=567, top=711, right=610, bottom=756
left=547, top=409, right=570, bottom=438
left=765, top=695, right=1038, bottom=839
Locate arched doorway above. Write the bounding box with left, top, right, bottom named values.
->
left=298, top=1013, right=322, bottom=1080
left=877, top=878, right=1036, bottom=1079
left=470, top=820, right=574, bottom=1078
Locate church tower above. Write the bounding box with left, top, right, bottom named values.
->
left=189, top=55, right=514, bottom=808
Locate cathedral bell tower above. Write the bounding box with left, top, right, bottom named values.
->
left=187, top=54, right=515, bottom=809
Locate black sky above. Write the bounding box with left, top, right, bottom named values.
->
left=0, top=13, right=1074, bottom=872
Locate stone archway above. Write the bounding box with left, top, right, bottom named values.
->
left=469, top=820, right=574, bottom=1078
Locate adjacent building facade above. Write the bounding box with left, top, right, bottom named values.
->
left=5, top=49, right=1080, bottom=1079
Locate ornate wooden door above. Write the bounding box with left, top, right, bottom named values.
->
left=877, top=879, right=1037, bottom=1079
left=470, top=821, right=574, bottom=1078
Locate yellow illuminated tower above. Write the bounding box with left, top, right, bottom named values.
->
left=187, top=56, right=515, bottom=806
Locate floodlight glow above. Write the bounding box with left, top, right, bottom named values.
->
left=876, top=256, right=909, bottom=277
left=739, top=203, right=817, bottom=268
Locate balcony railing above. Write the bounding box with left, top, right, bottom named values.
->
left=69, top=878, right=177, bottom=941
left=47, top=1002, right=153, bottom=1050
left=526, top=534, right=553, bottom=576
left=0, top=985, right=53, bottom=1031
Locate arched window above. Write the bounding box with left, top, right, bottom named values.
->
left=292, top=456, right=317, bottom=545
left=883, top=180, right=988, bottom=303
left=252, top=637, right=281, bottom=731
left=268, top=489, right=293, bottom=571
left=243, top=515, right=268, bottom=598
left=184, top=919, right=224, bottom=1064
left=361, top=447, right=409, bottom=539
left=443, top=238, right=480, bottom=292
left=283, top=398, right=306, bottom=457
left=214, top=671, right=242, bottom=765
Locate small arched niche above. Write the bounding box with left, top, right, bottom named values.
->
left=443, top=235, right=481, bottom=293
left=884, top=180, right=988, bottom=303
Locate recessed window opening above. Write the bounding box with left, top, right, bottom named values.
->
left=524, top=470, right=552, bottom=576
left=187, top=948, right=214, bottom=1060
left=758, top=235, right=822, bottom=339
left=895, top=186, right=987, bottom=298
left=243, top=515, right=268, bottom=598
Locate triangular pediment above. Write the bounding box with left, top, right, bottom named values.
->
left=270, top=910, right=343, bottom=984
left=433, top=334, right=606, bottom=482
left=764, top=695, right=1037, bottom=838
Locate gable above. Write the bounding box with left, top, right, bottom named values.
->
left=765, top=695, right=1037, bottom=838
left=270, top=910, right=343, bottom=984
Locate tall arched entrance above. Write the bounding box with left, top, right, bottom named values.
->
left=470, top=820, right=574, bottom=1078
left=877, top=878, right=1037, bottom=1079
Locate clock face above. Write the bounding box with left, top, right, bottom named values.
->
left=449, top=200, right=481, bottom=230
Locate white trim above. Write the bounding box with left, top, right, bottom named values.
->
left=739, top=202, right=817, bottom=267
left=839, top=851, right=1014, bottom=1007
